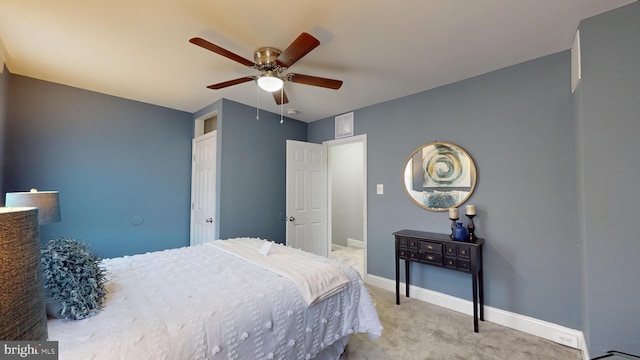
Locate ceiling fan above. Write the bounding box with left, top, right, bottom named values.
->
left=189, top=32, right=343, bottom=105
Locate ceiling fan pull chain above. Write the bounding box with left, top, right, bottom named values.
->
left=256, top=85, right=260, bottom=120
left=280, top=90, right=284, bottom=124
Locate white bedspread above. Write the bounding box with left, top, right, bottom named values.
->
left=47, top=238, right=382, bottom=360
left=209, top=238, right=349, bottom=306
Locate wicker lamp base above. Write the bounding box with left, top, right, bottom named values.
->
left=0, top=207, right=48, bottom=341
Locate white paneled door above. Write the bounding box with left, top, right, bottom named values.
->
left=190, top=132, right=217, bottom=246
left=286, top=140, right=328, bottom=257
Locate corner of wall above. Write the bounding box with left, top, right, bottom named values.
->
left=0, top=46, right=6, bottom=74
left=0, top=61, right=10, bottom=199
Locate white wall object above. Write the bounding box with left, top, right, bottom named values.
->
left=335, top=112, right=354, bottom=139
left=571, top=30, right=581, bottom=93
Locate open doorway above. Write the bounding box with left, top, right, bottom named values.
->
left=326, top=135, right=366, bottom=280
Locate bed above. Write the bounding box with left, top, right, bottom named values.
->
left=47, top=237, right=382, bottom=359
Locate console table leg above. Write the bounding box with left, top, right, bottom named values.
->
left=405, top=259, right=410, bottom=298
left=472, top=272, right=479, bottom=333
left=479, top=269, right=484, bottom=321
left=395, top=250, right=400, bottom=305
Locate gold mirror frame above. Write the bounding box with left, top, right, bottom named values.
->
left=402, top=141, right=477, bottom=212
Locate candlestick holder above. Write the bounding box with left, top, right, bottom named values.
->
left=449, top=217, right=458, bottom=239
left=466, top=214, right=476, bottom=242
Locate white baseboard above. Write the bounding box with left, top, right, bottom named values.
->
left=365, top=274, right=589, bottom=359
left=347, top=238, right=364, bottom=248
left=331, top=243, right=345, bottom=251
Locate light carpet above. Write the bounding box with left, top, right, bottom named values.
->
left=345, top=285, right=583, bottom=360
left=332, top=246, right=364, bottom=277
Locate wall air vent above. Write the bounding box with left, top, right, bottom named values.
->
left=335, top=112, right=354, bottom=139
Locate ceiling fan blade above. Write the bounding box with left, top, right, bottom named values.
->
left=272, top=89, right=289, bottom=105
left=276, top=32, right=320, bottom=68
left=207, top=77, right=253, bottom=90
left=190, top=37, right=255, bottom=67
left=288, top=73, right=343, bottom=90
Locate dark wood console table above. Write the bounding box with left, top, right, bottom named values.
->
left=394, top=229, right=485, bottom=332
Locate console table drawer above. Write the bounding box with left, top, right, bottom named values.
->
left=419, top=252, right=443, bottom=265
left=445, top=244, right=471, bottom=258
left=445, top=257, right=471, bottom=271
left=398, top=248, right=408, bottom=258
left=397, top=236, right=408, bottom=247
left=445, top=257, right=457, bottom=268
left=457, top=259, right=471, bottom=271
left=419, top=241, right=442, bottom=254
left=457, top=245, right=471, bottom=258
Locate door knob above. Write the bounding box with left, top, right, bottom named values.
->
left=205, top=218, right=213, bottom=223
left=288, top=216, right=295, bottom=222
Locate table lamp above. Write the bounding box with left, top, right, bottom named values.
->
left=5, top=189, right=61, bottom=224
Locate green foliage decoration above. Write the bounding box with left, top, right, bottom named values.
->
left=40, top=237, right=107, bottom=320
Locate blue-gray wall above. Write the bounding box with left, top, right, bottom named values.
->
left=308, top=3, right=640, bottom=356
left=194, top=99, right=307, bottom=243
left=4, top=75, right=193, bottom=258
left=577, top=3, right=640, bottom=356
left=310, top=50, right=582, bottom=328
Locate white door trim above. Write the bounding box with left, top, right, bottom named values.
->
left=324, top=134, right=367, bottom=281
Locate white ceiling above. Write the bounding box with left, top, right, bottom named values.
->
left=0, top=0, right=634, bottom=122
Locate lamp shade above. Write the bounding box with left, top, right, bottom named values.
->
left=0, top=207, right=48, bottom=340
left=5, top=190, right=60, bottom=225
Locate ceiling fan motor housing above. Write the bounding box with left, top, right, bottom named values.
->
left=254, top=47, right=282, bottom=65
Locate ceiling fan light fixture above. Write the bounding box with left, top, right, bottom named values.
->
left=257, top=72, right=284, bottom=92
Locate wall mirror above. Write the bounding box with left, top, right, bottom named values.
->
left=403, top=141, right=477, bottom=211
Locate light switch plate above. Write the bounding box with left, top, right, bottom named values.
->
left=376, top=184, right=384, bottom=195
